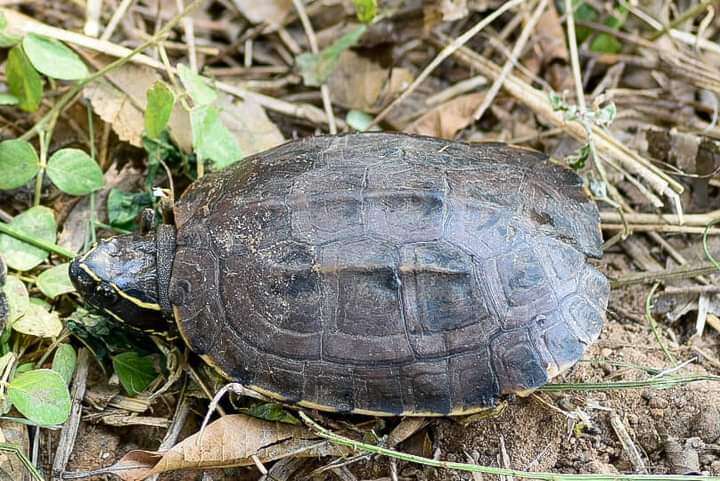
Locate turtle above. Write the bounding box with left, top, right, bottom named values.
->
left=69, top=132, right=609, bottom=416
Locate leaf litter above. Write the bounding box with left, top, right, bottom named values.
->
left=0, top=0, right=719, bottom=480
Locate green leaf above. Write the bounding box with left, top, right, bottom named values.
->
left=595, top=102, right=617, bottom=127
left=549, top=91, right=567, bottom=112
left=47, top=148, right=104, bottom=195
left=0, top=94, right=19, bottom=105
left=567, top=143, right=591, bottom=170
left=0, top=139, right=40, bottom=190
left=244, top=402, right=300, bottom=425
left=145, top=81, right=175, bottom=139
left=112, top=352, right=158, bottom=396
left=37, top=263, right=75, bottom=299
left=177, top=64, right=217, bottom=106
left=566, top=1, right=598, bottom=43
left=191, top=105, right=243, bottom=169
left=6, top=45, right=43, bottom=112
left=22, top=34, right=88, bottom=81
left=52, top=344, right=76, bottom=385
left=296, top=25, right=367, bottom=86
left=3, top=275, right=29, bottom=323
left=15, top=362, right=33, bottom=375
left=107, top=189, right=153, bottom=231
left=0, top=206, right=56, bottom=271
left=0, top=12, right=21, bottom=47
left=346, top=110, right=374, bottom=131
left=590, top=33, right=621, bottom=54
left=29, top=297, right=51, bottom=310
left=588, top=4, right=626, bottom=53
left=12, top=303, right=62, bottom=338
left=7, top=369, right=71, bottom=426
left=353, top=0, right=377, bottom=23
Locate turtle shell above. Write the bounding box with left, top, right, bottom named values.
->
left=169, top=133, right=608, bottom=416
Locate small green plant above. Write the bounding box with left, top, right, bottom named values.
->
left=549, top=91, right=616, bottom=171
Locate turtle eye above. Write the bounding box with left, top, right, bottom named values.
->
left=95, top=284, right=118, bottom=305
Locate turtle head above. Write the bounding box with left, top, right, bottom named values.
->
left=69, top=227, right=175, bottom=331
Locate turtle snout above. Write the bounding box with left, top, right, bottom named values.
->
left=69, top=258, right=97, bottom=297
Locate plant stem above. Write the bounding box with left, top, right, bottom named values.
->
left=300, top=412, right=720, bottom=481
left=33, top=131, right=47, bottom=207
left=0, top=222, right=75, bottom=258
left=645, top=282, right=678, bottom=366
left=0, top=443, right=45, bottom=481
left=648, top=0, right=720, bottom=40
left=541, top=374, right=720, bottom=392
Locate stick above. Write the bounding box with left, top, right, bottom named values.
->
left=370, top=0, right=526, bottom=127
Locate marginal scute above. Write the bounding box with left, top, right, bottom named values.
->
left=491, top=329, right=550, bottom=395
left=172, top=133, right=608, bottom=415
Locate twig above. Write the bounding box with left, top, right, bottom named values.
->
left=145, top=393, right=190, bottom=481
left=51, top=349, right=90, bottom=481
left=563, top=0, right=612, bottom=194
left=292, top=0, right=337, bottom=133
left=662, top=285, right=720, bottom=295
left=426, top=75, right=488, bottom=106
left=610, top=412, right=648, bottom=474
left=84, top=0, right=102, bottom=37
left=602, top=224, right=720, bottom=235
left=370, top=0, right=526, bottom=127
left=600, top=210, right=720, bottom=226
left=610, top=262, right=720, bottom=287
left=472, top=0, right=548, bottom=121
left=647, top=0, right=720, bottom=40
left=175, top=0, right=198, bottom=72
left=99, top=0, right=135, bottom=41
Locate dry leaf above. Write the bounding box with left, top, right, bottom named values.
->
left=217, top=94, right=285, bottom=158
left=404, top=92, right=485, bottom=138
left=107, top=414, right=348, bottom=480
left=232, top=0, right=293, bottom=26
left=439, top=0, right=469, bottom=21
left=534, top=3, right=568, bottom=64
left=328, top=50, right=413, bottom=113
left=83, top=60, right=192, bottom=151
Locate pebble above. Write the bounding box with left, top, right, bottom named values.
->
left=648, top=397, right=669, bottom=409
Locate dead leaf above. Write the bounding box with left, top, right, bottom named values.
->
left=232, top=0, right=293, bottom=26
left=327, top=50, right=413, bottom=113
left=439, top=0, right=470, bottom=21
left=106, top=414, right=348, bottom=480
left=217, top=95, right=285, bottom=159
left=534, top=3, right=568, bottom=64
left=404, top=92, right=485, bottom=138
left=83, top=59, right=192, bottom=151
